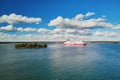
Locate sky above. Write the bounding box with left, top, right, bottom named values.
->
left=0, top=0, right=120, bottom=41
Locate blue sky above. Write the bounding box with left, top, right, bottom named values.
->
left=0, top=0, right=120, bottom=41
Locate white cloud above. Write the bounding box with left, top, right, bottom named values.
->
left=47, top=11, right=120, bottom=41
left=65, top=29, right=91, bottom=36
left=0, top=13, right=41, bottom=24
left=0, top=25, right=14, bottom=31
left=37, top=28, right=51, bottom=33
left=74, top=12, right=95, bottom=20
left=85, top=12, right=95, bottom=17
left=0, top=32, right=65, bottom=42
left=0, top=12, right=120, bottom=41
left=74, top=14, right=84, bottom=20
left=48, top=12, right=120, bottom=30
left=0, top=25, right=37, bottom=32
left=49, top=15, right=100, bottom=29
left=111, top=25, right=120, bottom=29
left=23, top=27, right=37, bottom=32
left=52, top=28, right=64, bottom=34
left=37, top=28, right=64, bottom=34
left=93, top=31, right=118, bottom=37
left=17, top=27, right=24, bottom=32
left=65, top=29, right=76, bottom=34
left=0, top=32, right=16, bottom=42
left=48, top=12, right=110, bottom=29
left=18, top=27, right=37, bottom=32
left=48, top=16, right=64, bottom=27
left=0, top=31, right=119, bottom=42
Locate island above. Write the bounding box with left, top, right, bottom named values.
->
left=15, top=42, right=47, bottom=48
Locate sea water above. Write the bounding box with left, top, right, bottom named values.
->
left=0, top=43, right=120, bottom=80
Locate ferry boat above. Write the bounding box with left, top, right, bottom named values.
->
left=64, top=39, right=87, bottom=46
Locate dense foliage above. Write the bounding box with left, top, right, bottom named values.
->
left=15, top=43, right=47, bottom=48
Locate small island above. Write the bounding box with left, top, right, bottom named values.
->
left=15, top=42, right=47, bottom=48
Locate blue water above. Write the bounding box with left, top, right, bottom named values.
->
left=0, top=43, right=120, bottom=80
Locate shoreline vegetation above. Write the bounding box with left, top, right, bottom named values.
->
left=15, top=42, right=47, bottom=48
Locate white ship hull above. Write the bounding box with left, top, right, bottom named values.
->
left=64, top=41, right=87, bottom=46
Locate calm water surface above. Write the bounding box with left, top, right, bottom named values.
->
left=0, top=43, right=120, bottom=80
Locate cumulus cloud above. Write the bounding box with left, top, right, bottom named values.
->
left=48, top=12, right=118, bottom=29
left=24, top=28, right=36, bottom=32
left=74, top=14, right=84, bottom=20
left=49, top=17, right=104, bottom=29
left=0, top=25, right=14, bottom=31
left=47, top=12, right=95, bottom=29
left=111, top=25, right=120, bottom=30
left=0, top=32, right=16, bottom=41
left=37, top=28, right=64, bottom=34
left=0, top=25, right=37, bottom=32
left=65, top=29, right=76, bottom=34
left=48, top=12, right=120, bottom=40
left=93, top=31, right=118, bottom=37
left=0, top=30, right=119, bottom=42
left=0, top=13, right=41, bottom=24
left=37, top=28, right=50, bottom=33
left=52, top=28, right=64, bottom=34
left=85, top=12, right=95, bottom=17
left=74, top=12, right=95, bottom=20
left=17, top=27, right=24, bottom=32
left=65, top=29, right=91, bottom=36
left=48, top=16, right=63, bottom=27
left=0, top=12, right=120, bottom=41
left=0, top=32, right=65, bottom=42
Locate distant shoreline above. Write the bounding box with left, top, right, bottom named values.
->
left=0, top=41, right=120, bottom=44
